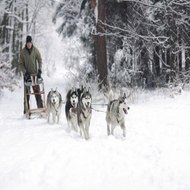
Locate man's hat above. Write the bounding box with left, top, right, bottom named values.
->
left=26, top=35, right=32, bottom=43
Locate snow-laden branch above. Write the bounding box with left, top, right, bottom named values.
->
left=93, top=20, right=168, bottom=43
left=4, top=10, right=29, bottom=24
left=120, top=0, right=164, bottom=9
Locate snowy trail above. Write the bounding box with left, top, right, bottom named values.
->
left=0, top=85, right=190, bottom=190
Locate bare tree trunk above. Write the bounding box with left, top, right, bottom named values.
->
left=185, top=51, right=190, bottom=71
left=96, top=0, right=108, bottom=90
left=153, top=46, right=160, bottom=76
left=26, top=3, right=29, bottom=32
left=178, top=50, right=182, bottom=72
left=1, top=13, right=8, bottom=50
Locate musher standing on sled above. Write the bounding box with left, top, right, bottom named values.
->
left=19, top=35, right=43, bottom=114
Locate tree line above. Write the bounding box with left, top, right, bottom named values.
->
left=1, top=0, right=190, bottom=92
left=0, top=0, right=51, bottom=93
left=53, top=0, right=190, bottom=89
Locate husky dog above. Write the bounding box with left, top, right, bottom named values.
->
left=106, top=92, right=129, bottom=138
left=77, top=88, right=92, bottom=140
left=47, top=89, right=62, bottom=124
left=65, top=88, right=79, bottom=131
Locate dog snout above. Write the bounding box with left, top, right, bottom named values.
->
left=72, top=100, right=77, bottom=106
left=128, top=106, right=130, bottom=110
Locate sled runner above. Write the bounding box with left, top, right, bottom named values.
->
left=24, top=74, right=46, bottom=119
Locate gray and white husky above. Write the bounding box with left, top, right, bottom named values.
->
left=106, top=92, right=129, bottom=138
left=65, top=88, right=79, bottom=132
left=47, top=89, right=62, bottom=124
left=77, top=88, right=92, bottom=140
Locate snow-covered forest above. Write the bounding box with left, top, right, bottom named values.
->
left=1, top=0, right=190, bottom=92
left=1, top=1, right=190, bottom=189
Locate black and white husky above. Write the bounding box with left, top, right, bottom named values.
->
left=65, top=88, right=79, bottom=132
left=106, top=92, right=129, bottom=138
left=77, top=88, right=92, bottom=140
left=47, top=89, right=62, bottom=124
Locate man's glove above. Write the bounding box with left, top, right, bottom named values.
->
left=24, top=71, right=31, bottom=82
left=37, top=69, right=42, bottom=79
left=37, top=69, right=43, bottom=83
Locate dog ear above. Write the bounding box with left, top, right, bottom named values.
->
left=119, top=98, right=123, bottom=104
left=83, top=86, right=86, bottom=92
left=71, top=87, right=75, bottom=93
left=119, top=93, right=126, bottom=103
left=87, top=87, right=90, bottom=93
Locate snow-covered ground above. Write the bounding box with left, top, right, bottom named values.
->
left=0, top=82, right=190, bottom=190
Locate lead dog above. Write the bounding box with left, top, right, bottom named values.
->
left=106, top=92, right=129, bottom=138
left=47, top=89, right=62, bottom=124
left=65, top=88, right=79, bottom=132
left=77, top=88, right=92, bottom=140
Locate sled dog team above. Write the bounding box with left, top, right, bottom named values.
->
left=46, top=86, right=130, bottom=140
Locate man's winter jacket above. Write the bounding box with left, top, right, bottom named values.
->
left=19, top=45, right=42, bottom=74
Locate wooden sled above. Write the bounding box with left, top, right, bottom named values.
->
left=24, top=74, right=46, bottom=119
